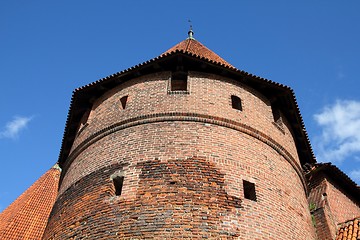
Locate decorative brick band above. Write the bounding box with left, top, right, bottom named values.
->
left=63, top=112, right=307, bottom=192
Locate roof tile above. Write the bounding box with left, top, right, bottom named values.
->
left=336, top=218, right=360, bottom=240
left=162, top=38, right=235, bottom=68
left=0, top=166, right=60, bottom=240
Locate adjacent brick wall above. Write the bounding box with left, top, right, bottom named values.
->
left=308, top=173, right=360, bottom=239
left=326, top=177, right=360, bottom=224
left=308, top=176, right=337, bottom=240
left=312, top=207, right=337, bottom=240
left=44, top=72, right=316, bottom=239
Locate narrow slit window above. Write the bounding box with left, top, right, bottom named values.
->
left=243, top=180, right=257, bottom=201
left=272, top=105, right=282, bottom=124
left=112, top=176, right=124, bottom=196
left=171, top=71, right=188, bottom=91
left=120, top=96, right=128, bottom=110
left=231, top=95, right=242, bottom=111
left=80, top=110, right=90, bottom=125
left=77, top=110, right=91, bottom=136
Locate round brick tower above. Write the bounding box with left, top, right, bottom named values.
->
left=43, top=32, right=317, bottom=239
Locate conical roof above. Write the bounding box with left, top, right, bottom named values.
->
left=0, top=165, right=60, bottom=240
left=162, top=35, right=234, bottom=68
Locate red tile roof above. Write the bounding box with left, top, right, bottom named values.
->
left=336, top=217, right=360, bottom=240
left=162, top=37, right=235, bottom=68
left=0, top=165, right=60, bottom=240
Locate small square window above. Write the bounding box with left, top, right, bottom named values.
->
left=171, top=71, right=188, bottom=91
left=243, top=180, right=257, bottom=201
left=231, top=95, right=242, bottom=111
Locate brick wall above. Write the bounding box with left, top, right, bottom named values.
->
left=308, top=176, right=337, bottom=239
left=326, top=177, right=360, bottom=224
left=308, top=173, right=360, bottom=239
left=312, top=207, right=337, bottom=240
left=69, top=72, right=299, bottom=164
left=44, top=72, right=316, bottom=239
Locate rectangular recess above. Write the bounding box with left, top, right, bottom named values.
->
left=113, top=176, right=124, bottom=196
left=171, top=71, right=188, bottom=91
left=231, top=95, right=242, bottom=111
left=243, top=180, right=257, bottom=201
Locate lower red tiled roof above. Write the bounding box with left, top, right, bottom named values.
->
left=336, top=217, right=360, bottom=240
left=0, top=166, right=60, bottom=240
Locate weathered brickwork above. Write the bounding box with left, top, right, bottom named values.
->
left=45, top=158, right=244, bottom=239
left=44, top=66, right=316, bottom=238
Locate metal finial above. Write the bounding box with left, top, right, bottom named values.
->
left=187, top=20, right=194, bottom=40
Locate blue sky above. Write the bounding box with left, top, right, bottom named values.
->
left=1, top=1, right=360, bottom=211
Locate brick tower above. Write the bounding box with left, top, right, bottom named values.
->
left=43, top=31, right=317, bottom=239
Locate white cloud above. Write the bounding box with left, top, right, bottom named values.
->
left=0, top=116, right=33, bottom=139
left=350, top=169, right=360, bottom=183
left=313, top=100, right=360, bottom=163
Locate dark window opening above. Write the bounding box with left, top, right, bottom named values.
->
left=321, top=192, right=327, bottom=200
left=120, top=96, right=128, bottom=110
left=272, top=105, right=282, bottom=124
left=77, top=110, right=91, bottom=136
left=243, top=180, right=257, bottom=201
left=231, top=95, right=242, bottom=111
left=112, top=176, right=124, bottom=196
left=171, top=71, right=188, bottom=91
left=81, top=110, right=90, bottom=125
